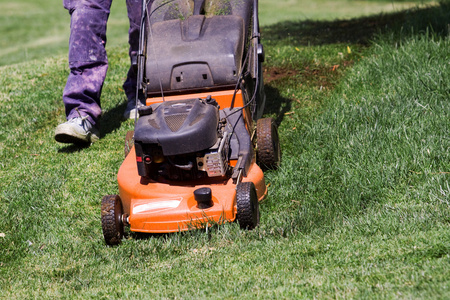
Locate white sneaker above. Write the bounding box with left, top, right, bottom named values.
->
left=123, top=100, right=140, bottom=119
left=55, top=117, right=100, bottom=144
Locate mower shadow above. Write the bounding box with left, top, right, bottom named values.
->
left=129, top=226, right=220, bottom=242
left=262, top=84, right=292, bottom=126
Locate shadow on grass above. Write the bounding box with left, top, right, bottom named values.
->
left=99, top=101, right=129, bottom=138
left=263, top=1, right=450, bottom=46
left=263, top=84, right=293, bottom=126
left=129, top=223, right=222, bottom=243
left=57, top=143, right=91, bottom=153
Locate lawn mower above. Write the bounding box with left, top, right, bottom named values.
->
left=101, top=0, right=280, bottom=245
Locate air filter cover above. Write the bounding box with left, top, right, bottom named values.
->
left=134, top=99, right=219, bottom=156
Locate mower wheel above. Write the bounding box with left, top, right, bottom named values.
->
left=101, top=195, right=124, bottom=245
left=236, top=182, right=259, bottom=230
left=256, top=118, right=281, bottom=170
left=124, top=130, right=134, bottom=158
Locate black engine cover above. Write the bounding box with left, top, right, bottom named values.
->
left=134, top=98, right=219, bottom=156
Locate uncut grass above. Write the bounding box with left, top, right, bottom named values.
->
left=2, top=2, right=450, bottom=299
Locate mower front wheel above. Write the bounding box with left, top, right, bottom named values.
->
left=101, top=195, right=124, bottom=245
left=256, top=118, right=281, bottom=170
left=236, top=182, right=259, bottom=230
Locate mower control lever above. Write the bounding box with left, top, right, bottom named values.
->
left=130, top=51, right=138, bottom=74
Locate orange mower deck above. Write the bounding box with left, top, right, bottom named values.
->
left=118, top=148, right=266, bottom=233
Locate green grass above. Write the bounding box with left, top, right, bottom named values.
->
left=0, top=0, right=129, bottom=66
left=1, top=0, right=450, bottom=298
left=259, top=0, right=436, bottom=25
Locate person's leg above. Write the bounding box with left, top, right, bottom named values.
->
left=56, top=0, right=113, bottom=144
left=63, top=0, right=113, bottom=126
left=123, top=0, right=143, bottom=118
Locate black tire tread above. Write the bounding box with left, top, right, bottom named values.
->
left=256, top=118, right=280, bottom=170
left=101, top=195, right=124, bottom=245
left=236, top=182, right=259, bottom=230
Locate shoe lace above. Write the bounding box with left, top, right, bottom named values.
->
left=73, top=108, right=92, bottom=131
left=75, top=108, right=89, bottom=122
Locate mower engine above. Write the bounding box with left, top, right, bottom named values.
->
left=134, top=97, right=232, bottom=181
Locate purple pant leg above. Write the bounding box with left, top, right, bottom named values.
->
left=63, top=0, right=112, bottom=126
left=63, top=0, right=141, bottom=126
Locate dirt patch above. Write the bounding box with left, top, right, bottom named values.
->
left=264, top=60, right=354, bottom=89
left=264, top=67, right=299, bottom=84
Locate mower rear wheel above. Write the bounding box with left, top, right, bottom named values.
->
left=124, top=130, right=134, bottom=158
left=256, top=118, right=281, bottom=170
left=101, top=195, right=124, bottom=245
left=236, top=182, right=259, bottom=230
